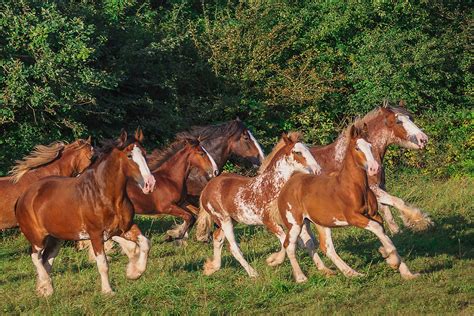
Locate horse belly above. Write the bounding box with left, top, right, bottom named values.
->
left=233, top=204, right=263, bottom=225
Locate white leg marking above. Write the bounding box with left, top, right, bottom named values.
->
left=221, top=220, right=258, bottom=278
left=204, top=229, right=225, bottom=275
left=286, top=223, right=307, bottom=283
left=299, top=223, right=334, bottom=275
left=323, top=228, right=363, bottom=277
left=95, top=252, right=113, bottom=294
left=31, top=248, right=53, bottom=297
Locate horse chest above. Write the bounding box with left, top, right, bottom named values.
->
left=233, top=191, right=264, bottom=225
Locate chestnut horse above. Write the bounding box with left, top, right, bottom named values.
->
left=16, top=129, right=156, bottom=296
left=198, top=132, right=320, bottom=277
left=0, top=138, right=93, bottom=230
left=310, top=101, right=431, bottom=234
left=128, top=137, right=218, bottom=240
left=278, top=124, right=419, bottom=282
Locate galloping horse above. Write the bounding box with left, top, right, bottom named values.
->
left=310, top=101, right=431, bottom=234
left=128, top=137, right=218, bottom=240
left=0, top=138, right=93, bottom=230
left=278, top=124, right=419, bottom=282
left=171, top=118, right=265, bottom=240
left=16, top=129, right=156, bottom=296
left=198, top=132, right=320, bottom=277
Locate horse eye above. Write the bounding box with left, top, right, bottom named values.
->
left=199, top=152, right=205, bottom=156
left=243, top=135, right=249, bottom=140
left=294, top=151, right=302, bottom=156
left=355, top=147, right=360, bottom=151
left=396, top=120, right=403, bottom=125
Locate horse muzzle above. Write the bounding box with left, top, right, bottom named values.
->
left=141, top=174, right=156, bottom=194
left=410, top=132, right=428, bottom=149
left=366, top=161, right=379, bottom=177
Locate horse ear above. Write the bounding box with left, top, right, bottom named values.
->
left=282, top=133, right=291, bottom=145
left=235, top=116, right=241, bottom=122
left=399, top=100, right=406, bottom=108
left=350, top=125, right=358, bottom=138
left=382, top=99, right=389, bottom=108
left=135, top=127, right=144, bottom=143
left=118, top=129, right=127, bottom=145
left=86, top=136, right=92, bottom=144
left=362, top=123, right=369, bottom=137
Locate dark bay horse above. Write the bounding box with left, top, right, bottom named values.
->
left=128, top=137, right=218, bottom=240
left=171, top=118, right=265, bottom=239
left=198, top=132, right=320, bottom=277
left=278, top=124, right=419, bottom=282
left=310, top=101, right=431, bottom=234
left=0, top=138, right=93, bottom=230
left=16, top=129, right=156, bottom=296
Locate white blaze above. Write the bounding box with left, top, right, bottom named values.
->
left=293, top=142, right=321, bottom=174
left=248, top=130, right=265, bottom=162
left=201, top=145, right=219, bottom=176
left=131, top=145, right=152, bottom=178
left=356, top=139, right=378, bottom=176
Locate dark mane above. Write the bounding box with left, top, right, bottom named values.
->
left=92, top=136, right=137, bottom=164
left=147, top=140, right=187, bottom=171
left=175, top=119, right=246, bottom=142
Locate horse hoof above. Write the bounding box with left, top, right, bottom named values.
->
left=321, top=267, right=337, bottom=276
left=295, top=275, right=308, bottom=283
left=37, top=284, right=53, bottom=297
left=102, top=289, right=115, bottom=296
left=248, top=270, right=259, bottom=278
left=203, top=259, right=218, bottom=276
left=401, top=272, right=420, bottom=280
left=345, top=270, right=364, bottom=277
left=126, top=265, right=143, bottom=280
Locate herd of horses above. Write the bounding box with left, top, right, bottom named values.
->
left=0, top=101, right=433, bottom=297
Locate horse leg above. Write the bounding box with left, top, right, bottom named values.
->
left=90, top=236, right=113, bottom=294
left=374, top=187, right=433, bottom=232
left=165, top=205, right=196, bottom=240
left=284, top=222, right=307, bottom=283
left=31, top=244, right=54, bottom=297
left=379, top=203, right=400, bottom=235
left=42, top=236, right=62, bottom=274
left=363, top=219, right=420, bottom=280
left=203, top=227, right=225, bottom=275
left=119, top=224, right=151, bottom=280
left=299, top=220, right=335, bottom=275
left=315, top=224, right=364, bottom=277
left=220, top=220, right=259, bottom=278
left=264, top=218, right=287, bottom=267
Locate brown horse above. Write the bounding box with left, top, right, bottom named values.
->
left=128, top=137, right=218, bottom=240
left=310, top=101, right=431, bottom=234
left=16, top=129, right=156, bottom=296
left=278, top=124, right=419, bottom=282
left=0, top=138, right=93, bottom=230
left=198, top=132, right=320, bottom=277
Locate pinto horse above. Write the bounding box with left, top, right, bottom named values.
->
left=310, top=101, right=431, bottom=234
left=0, top=138, right=93, bottom=230
left=16, top=129, right=156, bottom=296
left=278, top=124, right=419, bottom=282
left=128, top=137, right=218, bottom=240
left=198, top=132, right=320, bottom=277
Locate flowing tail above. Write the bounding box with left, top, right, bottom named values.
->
left=397, top=205, right=433, bottom=232
left=195, top=200, right=213, bottom=242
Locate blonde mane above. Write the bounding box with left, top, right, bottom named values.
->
left=8, top=141, right=85, bottom=183
left=258, top=131, right=302, bottom=174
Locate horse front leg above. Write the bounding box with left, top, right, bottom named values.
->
left=164, top=204, right=196, bottom=240
left=90, top=236, right=113, bottom=295
left=373, top=186, right=433, bottom=232
left=112, top=224, right=151, bottom=280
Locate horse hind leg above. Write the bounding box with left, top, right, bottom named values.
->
left=165, top=205, right=196, bottom=241
left=203, top=227, right=225, bottom=275
left=42, top=236, right=62, bottom=274
left=31, top=244, right=54, bottom=297
left=299, top=220, right=335, bottom=276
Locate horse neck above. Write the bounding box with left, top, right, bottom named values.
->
left=90, top=152, right=127, bottom=203
left=364, top=115, right=393, bottom=163
left=339, top=147, right=369, bottom=191
left=201, top=137, right=230, bottom=169
left=258, top=156, right=300, bottom=194
left=154, top=148, right=191, bottom=187
left=24, top=154, right=76, bottom=180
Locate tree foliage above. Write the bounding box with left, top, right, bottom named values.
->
left=0, top=0, right=471, bottom=176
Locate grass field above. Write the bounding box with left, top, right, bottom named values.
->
left=1, top=173, right=473, bottom=314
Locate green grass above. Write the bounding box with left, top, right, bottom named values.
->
left=1, top=174, right=473, bottom=314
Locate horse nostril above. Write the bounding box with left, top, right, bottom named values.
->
left=213, top=170, right=219, bottom=177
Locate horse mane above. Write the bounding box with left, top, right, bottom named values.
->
left=176, top=119, right=245, bottom=142
left=258, top=131, right=302, bottom=174
left=147, top=140, right=187, bottom=171
left=9, top=140, right=88, bottom=183
left=92, top=135, right=137, bottom=165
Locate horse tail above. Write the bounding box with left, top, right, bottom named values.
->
left=195, top=199, right=213, bottom=242
left=268, top=199, right=283, bottom=225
